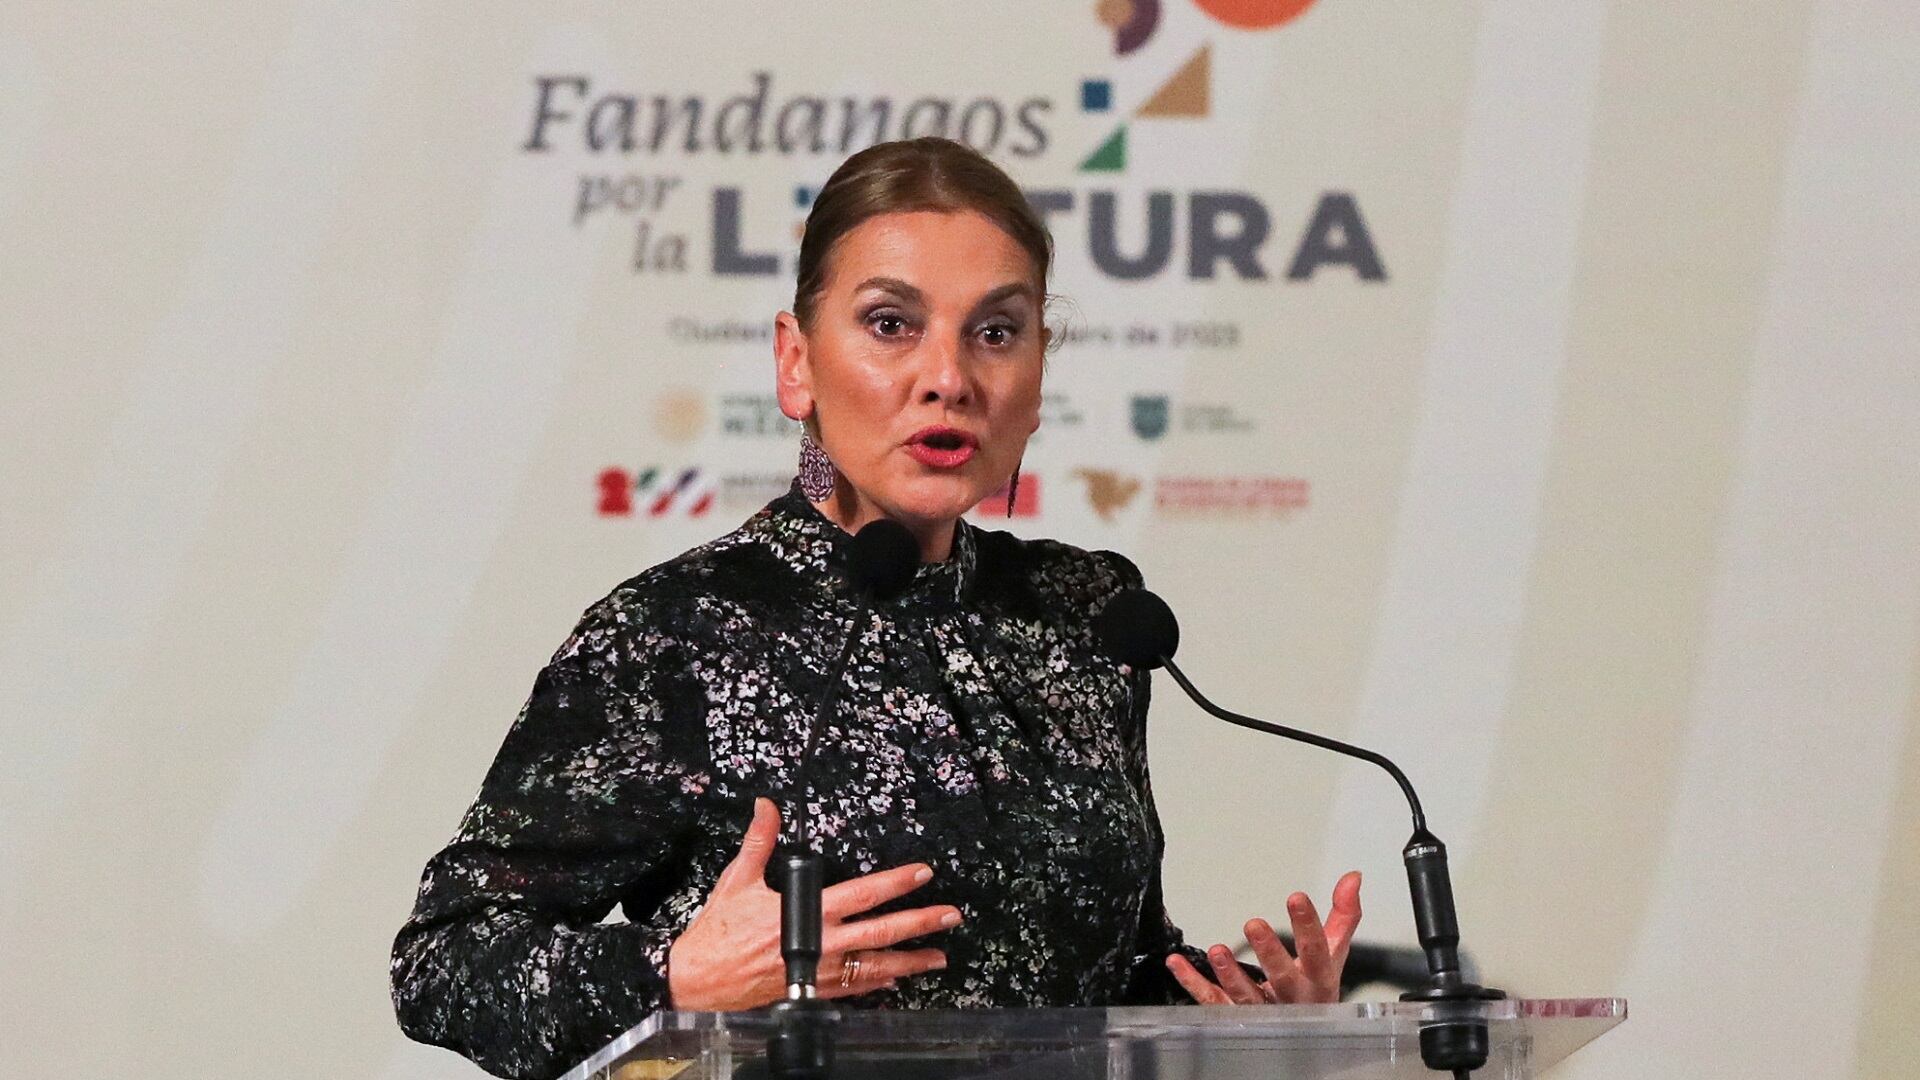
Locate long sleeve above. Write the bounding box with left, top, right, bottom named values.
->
left=390, top=593, right=713, bottom=1079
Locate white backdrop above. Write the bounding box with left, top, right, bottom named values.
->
left=3, top=2, right=1917, bottom=1077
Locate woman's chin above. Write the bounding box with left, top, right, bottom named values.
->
left=880, top=476, right=993, bottom=527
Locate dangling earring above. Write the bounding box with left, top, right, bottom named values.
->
left=1006, top=465, right=1021, bottom=518
left=798, top=431, right=835, bottom=502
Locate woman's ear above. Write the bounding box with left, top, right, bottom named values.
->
left=773, top=311, right=814, bottom=421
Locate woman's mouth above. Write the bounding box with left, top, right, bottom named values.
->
left=904, top=426, right=979, bottom=469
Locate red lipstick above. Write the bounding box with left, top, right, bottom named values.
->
left=904, top=425, right=979, bottom=469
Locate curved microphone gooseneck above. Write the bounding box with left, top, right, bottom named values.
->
left=766, top=518, right=919, bottom=1080
left=1093, top=589, right=1505, bottom=1080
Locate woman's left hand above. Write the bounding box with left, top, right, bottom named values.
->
left=1166, top=870, right=1362, bottom=1005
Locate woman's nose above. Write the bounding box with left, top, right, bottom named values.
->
left=918, top=337, right=974, bottom=406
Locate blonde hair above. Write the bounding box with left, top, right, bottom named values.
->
left=792, top=137, right=1052, bottom=329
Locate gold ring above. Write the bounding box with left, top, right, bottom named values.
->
left=839, top=953, right=863, bottom=988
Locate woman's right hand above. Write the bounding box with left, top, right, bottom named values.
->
left=665, top=798, right=962, bottom=1011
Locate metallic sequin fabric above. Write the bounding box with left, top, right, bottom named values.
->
left=391, top=485, right=1211, bottom=1079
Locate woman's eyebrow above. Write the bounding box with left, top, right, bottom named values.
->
left=970, top=282, right=1036, bottom=313
left=852, top=276, right=925, bottom=303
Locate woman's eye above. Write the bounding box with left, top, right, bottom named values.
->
left=868, top=312, right=909, bottom=337
left=979, top=323, right=1017, bottom=347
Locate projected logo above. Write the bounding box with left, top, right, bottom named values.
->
left=1131, top=396, right=1170, bottom=441
left=1127, top=394, right=1258, bottom=441
left=1072, top=468, right=1308, bottom=522
left=518, top=0, right=1375, bottom=287
left=1060, top=0, right=1378, bottom=283
left=1081, top=0, right=1323, bottom=170
left=1075, top=469, right=1145, bottom=522
left=597, top=467, right=716, bottom=518
left=597, top=467, right=805, bottom=520
left=1156, top=475, right=1310, bottom=516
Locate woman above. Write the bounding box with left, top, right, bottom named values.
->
left=391, top=137, right=1363, bottom=1080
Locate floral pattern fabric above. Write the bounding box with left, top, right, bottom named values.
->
left=391, top=485, right=1208, bottom=1079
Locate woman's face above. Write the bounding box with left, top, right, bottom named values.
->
left=775, top=209, right=1046, bottom=544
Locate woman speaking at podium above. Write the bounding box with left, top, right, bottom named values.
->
left=391, top=137, right=1363, bottom=1079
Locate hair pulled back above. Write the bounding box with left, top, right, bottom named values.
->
left=792, top=137, right=1052, bottom=329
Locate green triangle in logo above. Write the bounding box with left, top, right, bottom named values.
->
left=1079, top=125, right=1127, bottom=172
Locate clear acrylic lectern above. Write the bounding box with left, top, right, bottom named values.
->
left=559, top=998, right=1625, bottom=1080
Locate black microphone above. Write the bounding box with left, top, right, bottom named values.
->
left=778, top=519, right=918, bottom=996
left=1095, top=589, right=1504, bottom=1080
left=768, top=518, right=918, bottom=1080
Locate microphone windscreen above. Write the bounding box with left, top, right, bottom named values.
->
left=847, top=519, right=920, bottom=599
left=1094, top=589, right=1179, bottom=669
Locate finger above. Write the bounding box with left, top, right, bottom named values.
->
left=1324, top=871, right=1364, bottom=968
left=717, top=797, right=781, bottom=888
left=817, top=978, right=901, bottom=1001
left=1206, top=944, right=1267, bottom=1005
left=1244, top=917, right=1300, bottom=990
left=816, top=948, right=947, bottom=998
left=826, top=904, right=963, bottom=954
left=1165, top=955, right=1230, bottom=1004
left=822, top=862, right=936, bottom=919
left=1286, top=892, right=1336, bottom=1000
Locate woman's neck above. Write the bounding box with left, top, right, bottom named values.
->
left=815, top=488, right=955, bottom=563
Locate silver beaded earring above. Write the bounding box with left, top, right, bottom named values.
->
left=797, top=431, right=835, bottom=502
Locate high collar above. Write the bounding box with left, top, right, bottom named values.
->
left=749, top=482, right=978, bottom=607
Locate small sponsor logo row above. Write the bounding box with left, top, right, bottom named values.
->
left=595, top=467, right=1307, bottom=522
left=643, top=391, right=1249, bottom=446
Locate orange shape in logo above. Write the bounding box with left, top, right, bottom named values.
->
left=1136, top=45, right=1210, bottom=118
left=1193, top=0, right=1318, bottom=30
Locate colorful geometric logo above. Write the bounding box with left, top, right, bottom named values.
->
left=1082, top=0, right=1323, bottom=172
left=597, top=466, right=716, bottom=518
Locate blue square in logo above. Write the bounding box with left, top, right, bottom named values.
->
left=1081, top=79, right=1112, bottom=113
left=794, top=185, right=814, bottom=208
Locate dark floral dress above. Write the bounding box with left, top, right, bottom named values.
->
left=391, top=485, right=1211, bottom=1079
